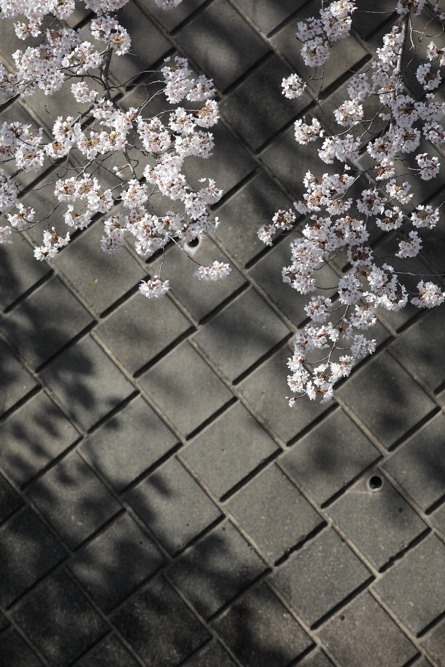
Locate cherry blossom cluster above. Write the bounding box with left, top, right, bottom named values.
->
left=267, top=1, right=445, bottom=403
left=0, top=0, right=231, bottom=296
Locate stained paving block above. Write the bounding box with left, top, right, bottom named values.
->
left=74, top=634, right=141, bottom=667
left=26, top=452, right=122, bottom=549
left=0, top=391, right=80, bottom=486
left=421, top=616, right=445, bottom=667
left=175, top=0, right=269, bottom=92
left=213, top=169, right=291, bottom=267
left=182, top=641, right=237, bottom=667
left=213, top=582, right=313, bottom=666
left=220, top=54, right=307, bottom=150
left=382, top=412, right=445, bottom=511
left=193, top=287, right=290, bottom=381
left=327, top=471, right=427, bottom=570
left=12, top=569, right=108, bottom=667
left=80, top=395, right=178, bottom=492
left=96, top=291, right=192, bottom=374
left=180, top=402, right=279, bottom=499
left=0, top=630, right=44, bottom=667
left=0, top=337, right=37, bottom=418
left=167, top=521, right=267, bottom=618
left=271, top=528, right=372, bottom=627
left=0, top=507, right=66, bottom=608
left=184, top=121, right=256, bottom=193
left=39, top=335, right=135, bottom=431
left=337, top=352, right=435, bottom=449
left=1, top=276, right=93, bottom=369
left=0, top=473, right=23, bottom=523
left=0, top=237, right=49, bottom=311
left=112, top=577, right=210, bottom=667
left=373, top=533, right=445, bottom=635
left=296, top=649, right=335, bottom=667
left=318, top=592, right=417, bottom=667
left=239, top=346, right=330, bottom=444
left=56, top=222, right=145, bottom=317
left=69, top=513, right=164, bottom=612
left=279, top=407, right=380, bottom=505
left=139, top=340, right=233, bottom=437
left=390, top=308, right=445, bottom=392
left=126, top=457, right=221, bottom=554
left=227, top=464, right=324, bottom=563
left=232, top=0, right=305, bottom=35
left=149, top=236, right=245, bottom=322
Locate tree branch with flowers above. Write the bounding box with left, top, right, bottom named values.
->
left=0, top=0, right=444, bottom=403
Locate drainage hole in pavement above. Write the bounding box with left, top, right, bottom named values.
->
left=368, top=475, right=383, bottom=491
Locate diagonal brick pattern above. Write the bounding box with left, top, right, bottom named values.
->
left=1, top=1, right=445, bottom=666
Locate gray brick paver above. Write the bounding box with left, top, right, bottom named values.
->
left=1, top=2, right=445, bottom=666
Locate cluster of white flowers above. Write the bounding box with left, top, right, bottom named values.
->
left=260, top=1, right=445, bottom=403
left=0, top=0, right=235, bottom=297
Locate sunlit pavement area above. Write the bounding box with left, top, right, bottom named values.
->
left=1, top=1, right=445, bottom=665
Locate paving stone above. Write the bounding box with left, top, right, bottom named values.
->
left=0, top=473, right=23, bottom=523
left=80, top=395, right=178, bottom=492
left=12, top=569, right=108, bottom=667
left=271, top=8, right=369, bottom=93
left=0, top=630, right=44, bottom=667
left=39, top=334, right=135, bottom=431
left=139, top=340, right=233, bottom=437
left=318, top=592, right=417, bottom=667
left=167, top=521, right=267, bottom=618
left=232, top=0, right=305, bottom=35
left=239, top=346, right=331, bottom=444
left=126, top=457, right=221, bottom=554
left=382, top=412, right=445, bottom=511
left=96, top=291, right=192, bottom=374
left=430, top=502, right=445, bottom=539
left=109, top=2, right=172, bottom=84
left=353, top=0, right=397, bottom=39
left=180, top=402, right=279, bottom=499
left=390, top=308, right=445, bottom=393
left=213, top=169, right=291, bottom=267
left=373, top=533, right=445, bottom=635
left=175, top=0, right=269, bottom=92
left=213, top=581, right=313, bottom=666
left=69, top=512, right=164, bottom=612
left=227, top=464, right=323, bottom=563
left=337, top=352, right=435, bottom=449
left=296, top=649, right=335, bottom=667
left=74, top=634, right=141, bottom=667
left=327, top=471, right=427, bottom=571
left=249, top=234, right=339, bottom=327
left=56, top=222, right=145, bottom=317
left=184, top=120, right=256, bottom=194
left=220, top=54, right=307, bottom=150
left=26, top=452, right=122, bottom=549
left=0, top=337, right=37, bottom=417
left=271, top=528, right=372, bottom=627
left=136, top=0, right=207, bottom=32
left=150, top=236, right=245, bottom=322
left=193, top=287, right=290, bottom=381
left=0, top=237, right=49, bottom=312
left=0, top=507, right=66, bottom=608
left=421, top=616, right=445, bottom=667
left=182, top=641, right=237, bottom=667
left=1, top=276, right=93, bottom=369
left=0, top=391, right=80, bottom=486
left=112, top=577, right=210, bottom=667
left=259, top=124, right=325, bottom=199
left=279, top=407, right=380, bottom=505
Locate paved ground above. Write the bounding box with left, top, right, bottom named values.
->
left=1, top=1, right=445, bottom=665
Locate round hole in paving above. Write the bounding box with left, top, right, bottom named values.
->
left=186, top=238, right=200, bottom=248
left=368, top=475, right=383, bottom=491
